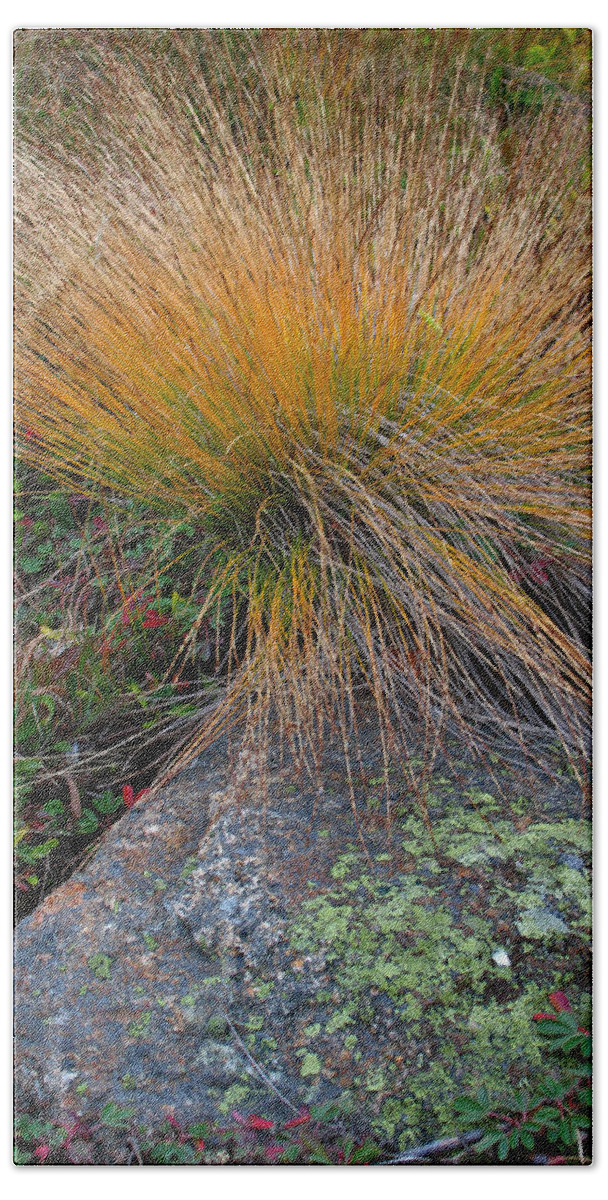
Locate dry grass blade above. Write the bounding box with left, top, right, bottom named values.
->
left=14, top=30, right=591, bottom=812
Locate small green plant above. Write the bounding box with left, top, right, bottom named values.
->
left=453, top=991, right=591, bottom=1163
left=13, top=1101, right=382, bottom=1165
left=13, top=464, right=222, bottom=914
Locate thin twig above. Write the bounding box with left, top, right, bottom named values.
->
left=222, top=1009, right=300, bottom=1115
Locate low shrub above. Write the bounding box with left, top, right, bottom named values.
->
left=454, top=990, right=591, bottom=1163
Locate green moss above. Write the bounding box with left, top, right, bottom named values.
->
left=127, top=1011, right=151, bottom=1038
left=206, top=1015, right=229, bottom=1038
left=251, top=978, right=274, bottom=1000
left=326, top=1006, right=356, bottom=1033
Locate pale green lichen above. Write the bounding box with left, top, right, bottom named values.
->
left=287, top=792, right=591, bottom=1147
left=218, top=1083, right=250, bottom=1114
left=88, top=953, right=111, bottom=980
left=299, top=1052, right=322, bottom=1077
left=246, top=1014, right=264, bottom=1031
left=304, top=1023, right=321, bottom=1039
left=127, top=1011, right=151, bottom=1038
left=251, top=978, right=274, bottom=999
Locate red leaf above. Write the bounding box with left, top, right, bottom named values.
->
left=134, top=788, right=149, bottom=802
left=172, top=676, right=190, bottom=690
left=142, top=609, right=169, bottom=629
left=34, top=1144, right=50, bottom=1162
left=122, top=785, right=134, bottom=808
left=532, top=1012, right=557, bottom=1022
left=265, top=1144, right=284, bottom=1161
left=194, top=1138, right=205, bottom=1153
left=92, top=516, right=108, bottom=532
left=549, top=991, right=572, bottom=1013
left=284, top=1109, right=311, bottom=1128
left=247, top=1115, right=274, bottom=1130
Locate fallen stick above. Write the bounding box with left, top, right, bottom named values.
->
left=383, top=1129, right=483, bottom=1164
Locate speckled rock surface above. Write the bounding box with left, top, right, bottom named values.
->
left=14, top=730, right=380, bottom=1155
left=14, top=720, right=590, bottom=1162
left=14, top=742, right=238, bottom=1155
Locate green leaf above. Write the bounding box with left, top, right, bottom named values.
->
left=520, top=1129, right=535, bottom=1150
left=15, top=1115, right=54, bottom=1142
left=76, top=809, right=99, bottom=834
left=557, top=1120, right=575, bottom=1146
left=17, top=837, right=59, bottom=863
left=574, top=1114, right=591, bottom=1129
left=100, top=1102, right=135, bottom=1129
left=280, top=1144, right=300, bottom=1163
left=91, top=790, right=121, bottom=814
left=540, top=1106, right=562, bottom=1123
left=188, top=1123, right=210, bottom=1139
left=308, top=1146, right=332, bottom=1164
left=454, top=1097, right=486, bottom=1119
left=13, top=1146, right=33, bottom=1164
left=310, top=1101, right=341, bottom=1122
left=497, top=1136, right=509, bottom=1161
left=42, top=798, right=64, bottom=817
left=350, top=1139, right=380, bottom=1164
left=47, top=493, right=74, bottom=527
left=149, top=1142, right=197, bottom=1164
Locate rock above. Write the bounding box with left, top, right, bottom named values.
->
left=14, top=733, right=379, bottom=1157
left=15, top=745, right=236, bottom=1153
left=14, top=722, right=590, bottom=1162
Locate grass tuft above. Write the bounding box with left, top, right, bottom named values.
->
left=14, top=30, right=591, bottom=803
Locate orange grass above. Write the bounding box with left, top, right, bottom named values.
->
left=14, top=30, right=591, bottom=802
